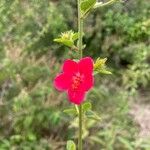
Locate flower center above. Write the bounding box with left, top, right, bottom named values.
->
left=71, top=73, right=83, bottom=90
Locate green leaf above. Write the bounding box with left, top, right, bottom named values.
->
left=82, top=102, right=92, bottom=112
left=81, top=0, right=96, bottom=13
left=85, top=110, right=101, bottom=121
left=118, top=137, right=134, bottom=150
left=98, top=70, right=112, bottom=75
left=23, top=116, right=33, bottom=128
left=66, top=140, right=76, bottom=150
left=72, top=33, right=79, bottom=41
left=27, top=133, right=37, bottom=141
left=63, top=108, right=77, bottom=116
left=94, top=57, right=112, bottom=75
left=10, top=135, right=22, bottom=142
left=90, top=136, right=104, bottom=145
left=54, top=38, right=74, bottom=47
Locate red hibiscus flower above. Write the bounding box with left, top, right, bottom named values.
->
left=54, top=57, right=94, bottom=105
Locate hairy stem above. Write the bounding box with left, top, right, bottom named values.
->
left=78, top=105, right=82, bottom=150
left=78, top=0, right=83, bottom=149
left=78, top=0, right=83, bottom=59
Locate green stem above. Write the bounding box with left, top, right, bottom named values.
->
left=77, top=0, right=83, bottom=150
left=78, top=0, right=83, bottom=59
left=78, top=105, right=82, bottom=150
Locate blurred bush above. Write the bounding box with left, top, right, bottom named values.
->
left=0, top=0, right=150, bottom=149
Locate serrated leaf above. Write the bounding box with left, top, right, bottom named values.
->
left=81, top=0, right=96, bottom=13
left=66, top=140, right=76, bottom=150
left=82, top=102, right=92, bottom=112
left=85, top=110, right=101, bottom=121
left=63, top=108, right=77, bottom=116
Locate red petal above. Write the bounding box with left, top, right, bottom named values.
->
left=81, top=74, right=94, bottom=91
left=78, top=57, right=93, bottom=74
left=63, top=59, right=78, bottom=75
left=67, top=89, right=85, bottom=105
left=54, top=73, right=71, bottom=91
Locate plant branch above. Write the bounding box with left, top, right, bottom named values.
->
left=94, top=0, right=117, bottom=9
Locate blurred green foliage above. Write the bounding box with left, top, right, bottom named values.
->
left=0, top=0, right=150, bottom=149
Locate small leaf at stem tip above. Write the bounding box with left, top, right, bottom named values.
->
left=85, top=110, right=101, bottom=121
left=82, top=102, right=92, bottom=112
left=66, top=140, right=76, bottom=150
left=63, top=108, right=77, bottom=116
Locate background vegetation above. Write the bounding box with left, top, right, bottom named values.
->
left=0, top=0, right=150, bottom=149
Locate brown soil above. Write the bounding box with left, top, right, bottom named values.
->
left=130, top=102, right=150, bottom=138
